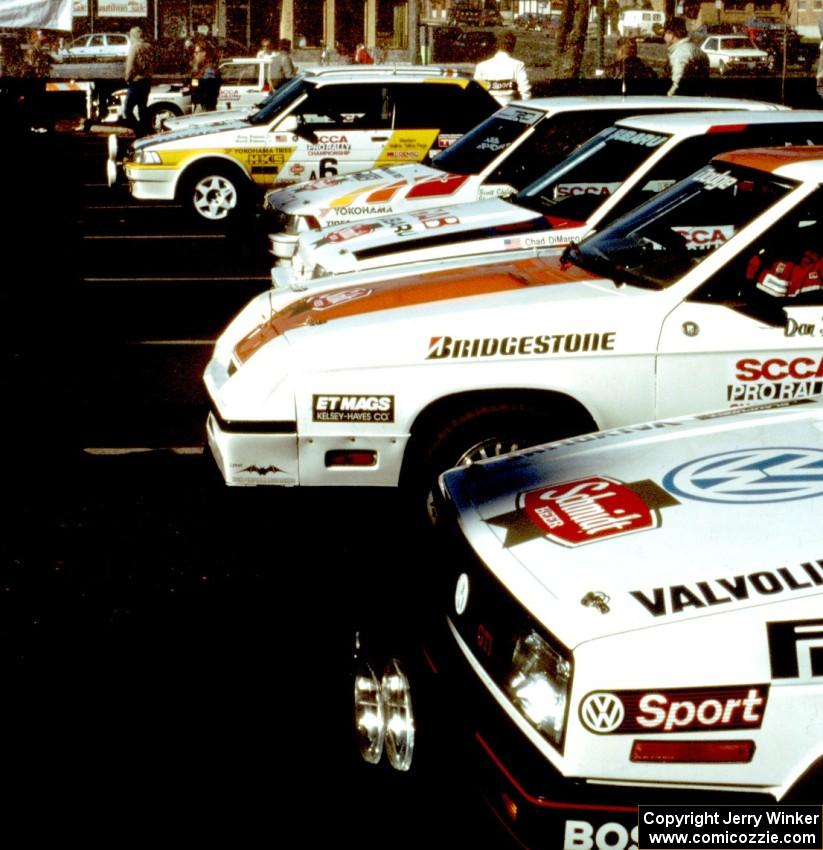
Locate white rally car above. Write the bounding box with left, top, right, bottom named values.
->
left=354, top=397, right=823, bottom=848
left=281, top=110, right=823, bottom=285
left=262, top=95, right=784, bottom=243
left=115, top=67, right=498, bottom=224
left=205, top=147, right=823, bottom=507
left=105, top=57, right=276, bottom=134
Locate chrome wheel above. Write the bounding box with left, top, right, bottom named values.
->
left=453, top=435, right=526, bottom=467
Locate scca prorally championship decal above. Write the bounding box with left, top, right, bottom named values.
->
left=631, top=558, right=823, bottom=617
left=663, top=447, right=823, bottom=504
left=728, top=356, right=823, bottom=404
left=579, top=684, right=769, bottom=735
left=426, top=331, right=616, bottom=360
left=312, top=394, right=395, bottom=423
left=488, top=478, right=678, bottom=548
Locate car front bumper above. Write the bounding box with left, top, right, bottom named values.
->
left=124, top=164, right=179, bottom=201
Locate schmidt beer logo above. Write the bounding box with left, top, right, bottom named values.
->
left=488, top=477, right=678, bottom=548
left=312, top=394, right=395, bottom=423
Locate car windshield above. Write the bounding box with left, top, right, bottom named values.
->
left=721, top=37, right=760, bottom=50
left=433, top=105, right=543, bottom=175
left=247, top=76, right=310, bottom=124
left=513, top=125, right=672, bottom=222
left=565, top=161, right=797, bottom=290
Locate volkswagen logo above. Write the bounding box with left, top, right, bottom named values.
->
left=663, top=447, right=823, bottom=504
left=580, top=692, right=625, bottom=734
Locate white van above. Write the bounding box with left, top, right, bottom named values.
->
left=617, top=8, right=665, bottom=37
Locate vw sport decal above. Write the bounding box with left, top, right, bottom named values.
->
left=579, top=684, right=769, bottom=735
left=232, top=255, right=599, bottom=364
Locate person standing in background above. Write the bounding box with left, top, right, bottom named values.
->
left=473, top=31, right=531, bottom=106
left=191, top=40, right=221, bottom=112
left=663, top=17, right=708, bottom=96
left=124, top=26, right=154, bottom=137
left=256, top=37, right=274, bottom=59
left=268, top=38, right=296, bottom=89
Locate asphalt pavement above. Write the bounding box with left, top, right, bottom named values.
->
left=1, top=120, right=502, bottom=845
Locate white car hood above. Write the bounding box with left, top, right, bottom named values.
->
left=299, top=197, right=545, bottom=271
left=269, top=163, right=447, bottom=214
left=441, top=400, right=823, bottom=649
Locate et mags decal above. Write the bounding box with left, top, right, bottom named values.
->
left=489, top=477, right=678, bottom=548
left=312, top=394, right=395, bottom=423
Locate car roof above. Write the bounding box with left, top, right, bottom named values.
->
left=507, top=95, right=786, bottom=114
left=619, top=109, right=821, bottom=132
left=715, top=145, right=823, bottom=179
left=302, top=64, right=475, bottom=82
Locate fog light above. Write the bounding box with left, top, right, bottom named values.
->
left=382, top=659, right=415, bottom=772
left=354, top=661, right=384, bottom=765
left=269, top=232, right=299, bottom=259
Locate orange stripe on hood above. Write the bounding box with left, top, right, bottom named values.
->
left=234, top=254, right=596, bottom=364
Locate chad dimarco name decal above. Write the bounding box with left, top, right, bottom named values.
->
left=632, top=559, right=823, bottom=616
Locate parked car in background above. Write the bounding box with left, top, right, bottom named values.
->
left=52, top=32, right=130, bottom=63
left=353, top=395, right=823, bottom=847
left=105, top=57, right=275, bottom=133
left=111, top=67, right=499, bottom=224
left=699, top=34, right=770, bottom=75
left=204, top=147, right=823, bottom=505
left=432, top=27, right=496, bottom=63
left=744, top=17, right=816, bottom=71
left=617, top=8, right=665, bottom=38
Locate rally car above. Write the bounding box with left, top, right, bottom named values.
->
left=280, top=110, right=823, bottom=285
left=104, top=57, right=276, bottom=135
left=205, top=147, right=823, bottom=513
left=353, top=397, right=823, bottom=849
left=113, top=66, right=498, bottom=224
left=262, top=95, right=784, bottom=248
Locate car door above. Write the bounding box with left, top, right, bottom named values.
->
left=703, top=37, right=719, bottom=68
left=217, top=60, right=268, bottom=111
left=86, top=34, right=106, bottom=60
left=656, top=183, right=823, bottom=417
left=105, top=34, right=128, bottom=58
left=390, top=81, right=497, bottom=163
left=271, top=83, right=394, bottom=186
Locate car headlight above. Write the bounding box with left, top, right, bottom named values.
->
left=134, top=149, right=162, bottom=165
left=354, top=661, right=385, bottom=765
left=311, top=264, right=330, bottom=279
left=505, top=629, right=571, bottom=748
left=382, top=659, right=415, bottom=772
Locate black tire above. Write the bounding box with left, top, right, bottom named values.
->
left=179, top=161, right=250, bottom=226
left=146, top=102, right=182, bottom=134
left=403, top=401, right=576, bottom=526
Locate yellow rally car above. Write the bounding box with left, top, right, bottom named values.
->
left=114, top=66, right=499, bottom=225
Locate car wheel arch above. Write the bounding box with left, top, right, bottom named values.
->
left=399, top=387, right=598, bottom=524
